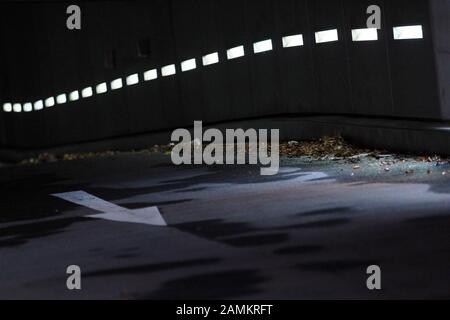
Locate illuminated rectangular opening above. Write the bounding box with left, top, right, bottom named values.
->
left=34, top=100, right=44, bottom=110
left=181, top=58, right=197, bottom=72
left=56, top=94, right=67, bottom=104
left=315, top=29, right=339, bottom=43
left=3, top=103, right=12, bottom=112
left=393, top=25, right=423, bottom=40
left=202, top=52, right=219, bottom=66
left=23, top=102, right=32, bottom=112
left=13, top=103, right=22, bottom=112
left=351, top=28, right=378, bottom=41
left=161, top=64, right=176, bottom=77
left=143, top=69, right=158, bottom=81
left=111, top=78, right=123, bottom=90
left=253, top=39, right=273, bottom=53
left=45, top=97, right=55, bottom=107
left=282, top=34, right=304, bottom=48
left=69, top=91, right=79, bottom=101
left=81, top=87, right=93, bottom=98
left=96, top=82, right=107, bottom=94
left=227, top=45, right=245, bottom=60
left=126, top=74, right=139, bottom=86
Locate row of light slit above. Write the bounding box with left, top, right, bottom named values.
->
left=2, top=25, right=423, bottom=113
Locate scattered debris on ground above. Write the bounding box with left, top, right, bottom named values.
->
left=20, top=145, right=174, bottom=165
left=286, top=137, right=450, bottom=180
left=19, top=135, right=450, bottom=176
left=280, top=136, right=377, bottom=160
left=279, top=136, right=450, bottom=175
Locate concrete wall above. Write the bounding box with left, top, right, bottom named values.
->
left=0, top=0, right=447, bottom=148
left=430, top=0, right=450, bottom=119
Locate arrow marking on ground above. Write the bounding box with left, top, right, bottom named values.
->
left=52, top=190, right=167, bottom=226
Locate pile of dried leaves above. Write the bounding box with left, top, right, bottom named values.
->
left=19, top=135, right=450, bottom=167
left=279, top=135, right=377, bottom=160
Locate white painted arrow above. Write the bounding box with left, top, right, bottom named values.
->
left=52, top=190, right=167, bottom=226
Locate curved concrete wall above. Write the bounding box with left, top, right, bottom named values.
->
left=0, top=0, right=447, bottom=148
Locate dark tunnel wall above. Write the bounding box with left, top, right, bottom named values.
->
left=431, top=0, right=450, bottom=119
left=0, top=0, right=447, bottom=148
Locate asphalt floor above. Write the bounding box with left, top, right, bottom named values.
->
left=1, top=152, right=450, bottom=299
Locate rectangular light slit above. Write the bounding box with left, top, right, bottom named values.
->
left=45, top=97, right=55, bottom=107
left=23, top=102, right=33, bottom=112
left=181, top=58, right=197, bottom=72
left=202, top=52, right=219, bottom=66
left=69, top=91, right=79, bottom=101
left=393, top=25, right=423, bottom=40
left=111, top=78, right=123, bottom=90
left=3, top=103, right=12, bottom=112
left=282, top=34, right=304, bottom=48
left=34, top=100, right=44, bottom=110
left=81, top=87, right=93, bottom=98
left=126, top=74, right=139, bottom=86
left=13, top=103, right=22, bottom=112
left=143, top=69, right=158, bottom=81
left=315, top=29, right=339, bottom=43
left=227, top=45, right=245, bottom=60
left=253, top=39, right=273, bottom=53
left=96, top=82, right=107, bottom=94
left=351, top=28, right=378, bottom=41
left=161, top=64, right=176, bottom=77
left=56, top=94, right=67, bottom=104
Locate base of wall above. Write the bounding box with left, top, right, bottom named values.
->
left=2, top=115, right=450, bottom=162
